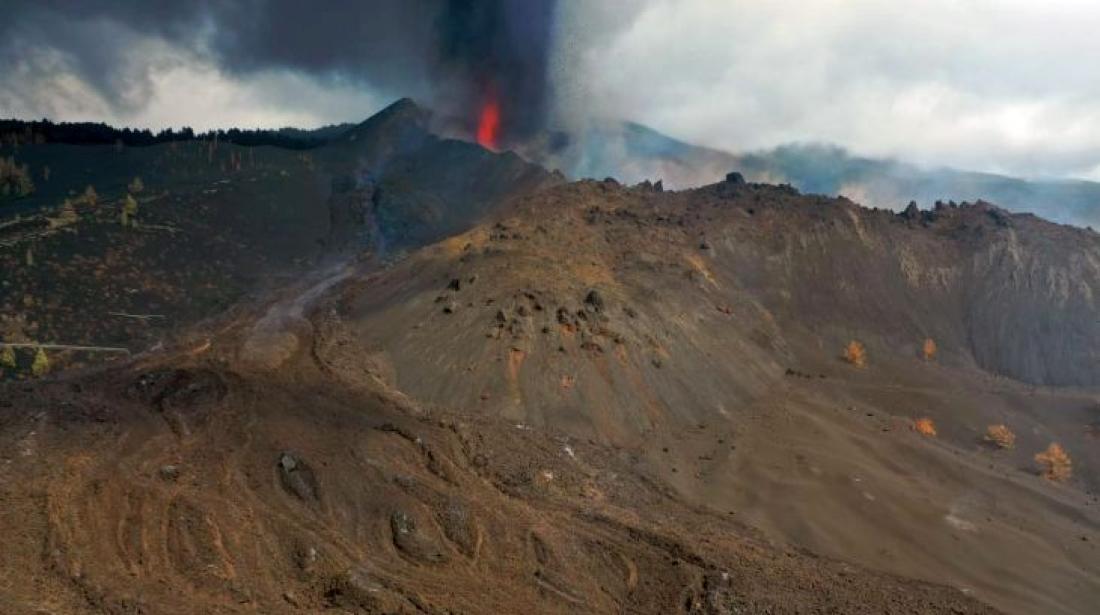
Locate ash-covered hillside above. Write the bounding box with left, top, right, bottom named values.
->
left=1, top=101, right=1099, bottom=615
left=0, top=99, right=557, bottom=373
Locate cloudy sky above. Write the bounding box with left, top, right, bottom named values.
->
left=4, top=0, right=1100, bottom=180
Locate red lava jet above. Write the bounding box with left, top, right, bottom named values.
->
left=476, top=97, right=501, bottom=150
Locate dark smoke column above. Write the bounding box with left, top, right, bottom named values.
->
left=436, top=0, right=558, bottom=149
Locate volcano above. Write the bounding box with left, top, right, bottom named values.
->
left=0, top=100, right=1098, bottom=614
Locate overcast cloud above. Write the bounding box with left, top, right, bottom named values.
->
left=4, top=1, right=1100, bottom=180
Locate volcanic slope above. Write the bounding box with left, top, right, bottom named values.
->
left=0, top=98, right=556, bottom=374
left=0, top=175, right=1096, bottom=614
left=321, top=178, right=1100, bottom=615
left=0, top=179, right=1023, bottom=615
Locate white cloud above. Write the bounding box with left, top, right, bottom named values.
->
left=556, top=0, right=1100, bottom=179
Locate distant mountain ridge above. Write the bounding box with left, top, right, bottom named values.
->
left=9, top=100, right=1100, bottom=230
left=522, top=120, right=1100, bottom=230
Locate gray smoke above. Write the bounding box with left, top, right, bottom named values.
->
left=0, top=0, right=558, bottom=141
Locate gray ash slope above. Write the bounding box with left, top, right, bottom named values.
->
left=320, top=175, right=1100, bottom=614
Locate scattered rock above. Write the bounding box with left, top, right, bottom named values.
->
left=438, top=501, right=478, bottom=557
left=158, top=465, right=180, bottom=481
left=584, top=289, right=604, bottom=312
left=128, top=368, right=226, bottom=410
left=391, top=511, right=447, bottom=563
left=278, top=452, right=319, bottom=502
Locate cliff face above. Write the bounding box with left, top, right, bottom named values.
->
left=718, top=193, right=1100, bottom=387
left=333, top=180, right=1100, bottom=450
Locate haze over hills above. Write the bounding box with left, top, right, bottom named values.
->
left=0, top=99, right=1098, bottom=614
left=520, top=119, right=1100, bottom=230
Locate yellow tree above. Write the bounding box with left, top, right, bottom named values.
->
left=31, top=347, right=49, bottom=377
left=0, top=345, right=15, bottom=372
left=121, top=194, right=139, bottom=227
left=51, top=198, right=78, bottom=228
left=82, top=185, right=98, bottom=206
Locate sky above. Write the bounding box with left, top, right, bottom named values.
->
left=4, top=0, right=1100, bottom=181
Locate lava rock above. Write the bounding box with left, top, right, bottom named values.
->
left=391, top=511, right=447, bottom=563
left=584, top=289, right=605, bottom=312
left=438, top=501, right=478, bottom=556
left=278, top=452, right=319, bottom=502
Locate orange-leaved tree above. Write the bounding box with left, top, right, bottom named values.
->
left=984, top=424, right=1016, bottom=449
left=1034, top=443, right=1071, bottom=482
left=843, top=340, right=866, bottom=368
left=913, top=417, right=937, bottom=437
left=922, top=337, right=937, bottom=361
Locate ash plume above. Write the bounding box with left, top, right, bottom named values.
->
left=0, top=0, right=558, bottom=143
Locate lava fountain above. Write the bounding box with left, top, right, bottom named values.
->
left=477, top=97, right=501, bottom=150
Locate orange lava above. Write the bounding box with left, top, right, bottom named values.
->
left=477, top=99, right=500, bottom=150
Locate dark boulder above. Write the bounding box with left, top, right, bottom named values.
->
left=391, top=510, right=447, bottom=563
left=584, top=289, right=605, bottom=312
left=278, top=452, right=319, bottom=502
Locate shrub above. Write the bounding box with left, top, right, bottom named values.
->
left=1034, top=443, right=1072, bottom=482
left=31, top=347, right=49, bottom=377
left=922, top=337, right=937, bottom=361
left=0, top=346, right=15, bottom=371
left=81, top=185, right=98, bottom=206
left=49, top=198, right=79, bottom=229
left=128, top=176, right=144, bottom=193
left=913, top=417, right=937, bottom=437
left=0, top=156, right=34, bottom=198
left=121, top=194, right=139, bottom=227
left=984, top=424, right=1016, bottom=449
left=843, top=340, right=866, bottom=368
